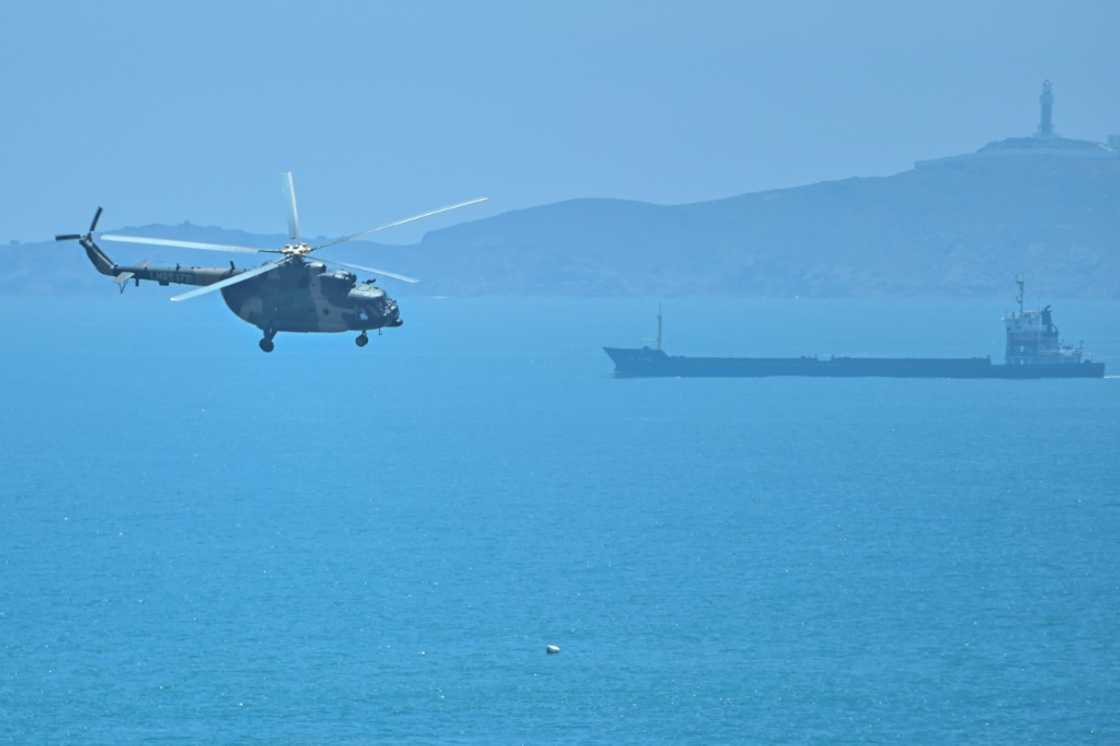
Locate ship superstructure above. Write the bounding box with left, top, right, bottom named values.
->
left=1004, top=277, right=1086, bottom=367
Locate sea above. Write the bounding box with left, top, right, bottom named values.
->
left=1, top=294, right=1118, bottom=744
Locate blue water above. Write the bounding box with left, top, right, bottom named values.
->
left=2, top=295, right=1118, bottom=743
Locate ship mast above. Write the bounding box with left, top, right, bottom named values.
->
left=1016, top=274, right=1025, bottom=315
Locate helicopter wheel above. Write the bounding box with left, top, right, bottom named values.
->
left=355, top=332, right=369, bottom=348
left=259, top=327, right=277, bottom=353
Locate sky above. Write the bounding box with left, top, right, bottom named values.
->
left=2, top=0, right=1118, bottom=243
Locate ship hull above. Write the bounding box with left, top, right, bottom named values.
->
left=603, top=347, right=1106, bottom=379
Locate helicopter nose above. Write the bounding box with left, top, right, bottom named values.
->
left=377, top=300, right=402, bottom=327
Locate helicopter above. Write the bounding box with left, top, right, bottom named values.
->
left=55, top=173, right=486, bottom=352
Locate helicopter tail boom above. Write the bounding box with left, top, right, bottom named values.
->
left=57, top=208, right=242, bottom=293
left=82, top=235, right=238, bottom=291
left=79, top=236, right=118, bottom=276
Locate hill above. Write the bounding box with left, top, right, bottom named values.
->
left=5, top=156, right=1119, bottom=298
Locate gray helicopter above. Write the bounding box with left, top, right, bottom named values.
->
left=55, top=173, right=486, bottom=352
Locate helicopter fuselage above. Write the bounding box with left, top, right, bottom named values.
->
left=220, top=258, right=402, bottom=334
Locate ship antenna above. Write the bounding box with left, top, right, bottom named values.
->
left=1015, top=274, right=1024, bottom=315
left=656, top=303, right=663, bottom=352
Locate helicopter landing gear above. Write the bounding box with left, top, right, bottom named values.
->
left=355, top=332, right=369, bottom=348
left=259, top=328, right=276, bottom=353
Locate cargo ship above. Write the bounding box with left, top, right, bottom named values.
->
left=603, top=280, right=1105, bottom=379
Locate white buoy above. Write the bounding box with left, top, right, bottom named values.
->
left=546, top=644, right=560, bottom=655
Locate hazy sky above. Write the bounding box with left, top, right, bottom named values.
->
left=3, top=1, right=1118, bottom=243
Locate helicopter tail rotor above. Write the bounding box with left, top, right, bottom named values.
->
left=55, top=207, right=104, bottom=242
left=54, top=208, right=119, bottom=278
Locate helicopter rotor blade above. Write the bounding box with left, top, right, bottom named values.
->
left=89, top=206, right=103, bottom=234
left=312, top=196, right=488, bottom=251
left=283, top=171, right=301, bottom=242
left=55, top=234, right=83, bottom=241
left=169, top=258, right=288, bottom=302
left=319, top=257, right=419, bottom=284
left=99, top=235, right=277, bottom=255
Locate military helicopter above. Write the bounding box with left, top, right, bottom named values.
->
left=55, top=173, right=486, bottom=352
